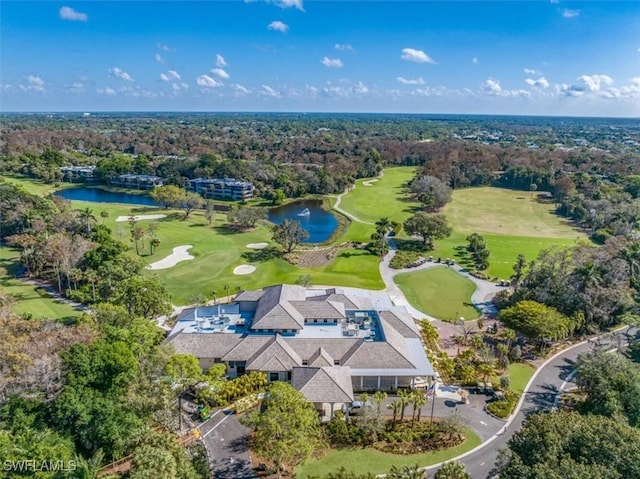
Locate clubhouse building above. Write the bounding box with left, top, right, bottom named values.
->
left=167, top=284, right=434, bottom=420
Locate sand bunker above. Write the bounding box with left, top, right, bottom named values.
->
left=233, top=264, right=256, bottom=275
left=146, top=245, right=194, bottom=270
left=116, top=214, right=167, bottom=222
left=246, top=242, right=269, bottom=249
left=362, top=179, right=379, bottom=187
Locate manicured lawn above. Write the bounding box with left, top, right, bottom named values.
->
left=296, top=428, right=481, bottom=479
left=338, top=167, right=420, bottom=225
left=1, top=174, right=77, bottom=196
left=394, top=266, right=480, bottom=321
left=0, top=247, right=81, bottom=321
left=507, top=363, right=536, bottom=395
left=4, top=179, right=385, bottom=305
left=430, top=232, right=583, bottom=281
left=442, top=187, right=585, bottom=239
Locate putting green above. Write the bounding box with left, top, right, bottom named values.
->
left=395, top=266, right=480, bottom=321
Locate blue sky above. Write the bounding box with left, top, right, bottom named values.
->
left=1, top=1, right=639, bottom=116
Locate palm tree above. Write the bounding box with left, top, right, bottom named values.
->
left=224, top=283, right=231, bottom=302
left=411, top=390, right=427, bottom=426
left=85, top=270, right=98, bottom=301
left=210, top=290, right=217, bottom=305
left=150, top=237, right=161, bottom=255
left=100, top=210, right=109, bottom=224
left=387, top=399, right=402, bottom=430
left=78, top=207, right=97, bottom=234
left=398, top=389, right=412, bottom=422
left=389, top=464, right=425, bottom=479
left=434, top=461, right=471, bottom=479
left=373, top=390, right=387, bottom=416
left=375, top=217, right=392, bottom=235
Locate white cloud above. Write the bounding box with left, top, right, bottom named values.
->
left=118, top=86, right=158, bottom=99
left=268, top=0, right=304, bottom=10
left=216, top=54, right=228, bottom=67
left=268, top=21, right=289, bottom=33
left=354, top=81, right=369, bottom=94
left=525, top=77, right=550, bottom=88
left=482, top=78, right=530, bottom=98
left=156, top=43, right=174, bottom=52
left=232, top=84, right=251, bottom=95
left=64, top=82, right=85, bottom=93
left=321, top=57, right=343, bottom=68
left=261, top=85, right=281, bottom=98
left=397, top=76, right=425, bottom=85
left=335, top=43, right=354, bottom=52
left=172, top=82, right=189, bottom=92
left=155, top=53, right=164, bottom=64
left=59, top=6, right=87, bottom=22
left=562, top=9, right=580, bottom=18
left=472, top=57, right=479, bottom=65
left=524, top=68, right=541, bottom=75
left=578, top=74, right=614, bottom=92
left=196, top=75, right=223, bottom=88
left=603, top=78, right=640, bottom=99
left=159, top=70, right=181, bottom=82
left=211, top=68, right=230, bottom=79
left=108, top=67, right=134, bottom=82
left=22, top=75, right=45, bottom=92
left=97, top=87, right=116, bottom=95
left=400, top=48, right=436, bottom=64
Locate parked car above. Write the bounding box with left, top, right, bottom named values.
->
left=344, top=400, right=373, bottom=416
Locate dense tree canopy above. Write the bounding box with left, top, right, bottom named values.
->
left=272, top=219, right=309, bottom=253
left=403, top=213, right=452, bottom=249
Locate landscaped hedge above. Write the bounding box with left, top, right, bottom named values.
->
left=486, top=391, right=519, bottom=419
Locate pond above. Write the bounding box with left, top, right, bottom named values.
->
left=54, top=187, right=159, bottom=206
left=268, top=200, right=339, bottom=243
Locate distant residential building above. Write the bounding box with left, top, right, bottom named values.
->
left=187, top=178, right=254, bottom=200
left=167, top=284, right=434, bottom=421
left=110, top=174, right=164, bottom=189
left=60, top=165, right=96, bottom=183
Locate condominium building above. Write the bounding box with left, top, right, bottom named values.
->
left=187, top=178, right=254, bottom=200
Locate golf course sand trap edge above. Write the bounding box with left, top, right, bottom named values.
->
left=233, top=264, right=257, bottom=275
left=362, top=179, right=379, bottom=187
left=146, top=245, right=194, bottom=270
left=246, top=242, right=269, bottom=249
left=116, top=214, right=167, bottom=222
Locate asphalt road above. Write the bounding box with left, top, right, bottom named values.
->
left=424, top=328, right=635, bottom=479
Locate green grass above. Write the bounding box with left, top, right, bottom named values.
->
left=507, top=363, right=536, bottom=395
left=394, top=266, right=480, bottom=321
left=0, top=247, right=81, bottom=321
left=338, top=167, right=420, bottom=225
left=296, top=428, right=481, bottom=479
left=1, top=174, right=77, bottom=196
left=443, top=187, right=584, bottom=239
left=1, top=176, right=385, bottom=305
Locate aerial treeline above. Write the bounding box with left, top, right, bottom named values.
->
left=1, top=114, right=639, bottom=206
left=0, top=181, right=171, bottom=316
left=497, top=236, right=639, bottom=339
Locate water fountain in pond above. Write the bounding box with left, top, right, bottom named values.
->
left=297, top=207, right=311, bottom=217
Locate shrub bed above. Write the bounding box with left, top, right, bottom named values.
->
left=486, top=390, right=519, bottom=419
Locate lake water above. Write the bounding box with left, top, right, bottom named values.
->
left=268, top=200, right=339, bottom=243
left=54, top=187, right=160, bottom=206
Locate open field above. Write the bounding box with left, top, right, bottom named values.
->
left=0, top=247, right=81, bottom=321
left=296, top=428, right=481, bottom=479
left=443, top=187, right=584, bottom=239
left=395, top=266, right=480, bottom=321
left=1, top=174, right=77, bottom=196
left=338, top=167, right=420, bottom=225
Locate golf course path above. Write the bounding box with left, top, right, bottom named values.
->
left=332, top=171, right=384, bottom=225
left=378, top=242, right=502, bottom=321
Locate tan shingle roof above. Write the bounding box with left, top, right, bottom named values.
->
left=379, top=311, right=421, bottom=339
left=290, top=300, right=346, bottom=320
left=308, top=347, right=334, bottom=367
left=246, top=334, right=302, bottom=370
left=291, top=367, right=354, bottom=403
left=167, top=332, right=241, bottom=359
left=235, top=290, right=265, bottom=302
left=251, top=284, right=306, bottom=330
left=222, top=336, right=271, bottom=362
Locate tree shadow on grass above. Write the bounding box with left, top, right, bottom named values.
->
left=394, top=239, right=427, bottom=252
left=242, top=247, right=282, bottom=262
